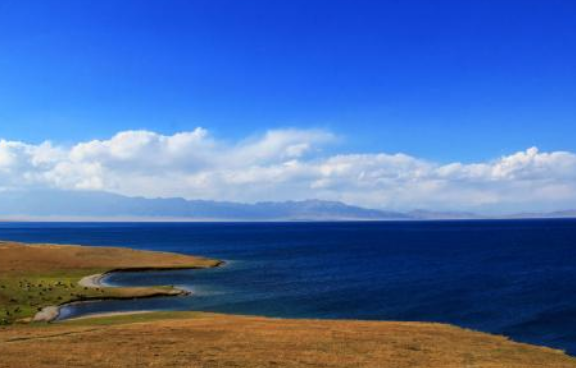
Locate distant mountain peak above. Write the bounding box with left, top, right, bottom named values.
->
left=0, top=189, right=407, bottom=221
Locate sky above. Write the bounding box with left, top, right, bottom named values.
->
left=1, top=0, right=576, bottom=212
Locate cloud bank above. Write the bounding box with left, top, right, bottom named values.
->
left=1, top=128, right=576, bottom=212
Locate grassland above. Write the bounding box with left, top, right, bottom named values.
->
left=2, top=312, right=576, bottom=367
left=1, top=240, right=576, bottom=367
left=0, top=241, right=221, bottom=324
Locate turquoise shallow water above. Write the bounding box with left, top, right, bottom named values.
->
left=1, top=220, right=576, bottom=354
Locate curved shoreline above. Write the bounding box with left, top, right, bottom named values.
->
left=35, top=262, right=225, bottom=323
left=78, top=273, right=107, bottom=288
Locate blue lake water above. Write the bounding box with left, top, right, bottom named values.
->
left=1, top=220, right=576, bottom=354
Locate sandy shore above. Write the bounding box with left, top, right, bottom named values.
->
left=33, top=273, right=107, bottom=322
left=32, top=306, right=61, bottom=322
left=78, top=273, right=107, bottom=288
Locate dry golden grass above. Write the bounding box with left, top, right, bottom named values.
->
left=0, top=241, right=220, bottom=276
left=1, top=312, right=575, bottom=368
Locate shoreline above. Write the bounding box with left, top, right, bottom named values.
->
left=78, top=273, right=107, bottom=288
left=34, top=263, right=225, bottom=323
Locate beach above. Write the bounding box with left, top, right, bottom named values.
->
left=78, top=273, right=106, bottom=288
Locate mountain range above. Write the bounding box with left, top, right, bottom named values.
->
left=0, top=190, right=574, bottom=221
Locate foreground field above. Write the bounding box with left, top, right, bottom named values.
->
left=1, top=312, right=576, bottom=368
left=1, top=240, right=575, bottom=367
left=0, top=241, right=221, bottom=323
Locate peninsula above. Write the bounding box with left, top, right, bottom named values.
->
left=0, top=241, right=222, bottom=323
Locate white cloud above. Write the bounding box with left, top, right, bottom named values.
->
left=1, top=129, right=576, bottom=212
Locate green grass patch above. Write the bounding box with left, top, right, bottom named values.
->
left=61, top=311, right=205, bottom=326
left=0, top=272, right=185, bottom=325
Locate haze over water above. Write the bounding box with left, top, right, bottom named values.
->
left=1, top=220, right=576, bottom=354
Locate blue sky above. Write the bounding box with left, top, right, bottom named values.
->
left=1, top=1, right=576, bottom=212
left=1, top=0, right=575, bottom=162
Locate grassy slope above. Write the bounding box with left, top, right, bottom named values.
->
left=1, top=312, right=576, bottom=368
left=0, top=241, right=221, bottom=323
left=1, top=241, right=575, bottom=367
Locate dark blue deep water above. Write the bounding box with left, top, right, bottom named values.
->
left=1, top=220, right=576, bottom=354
